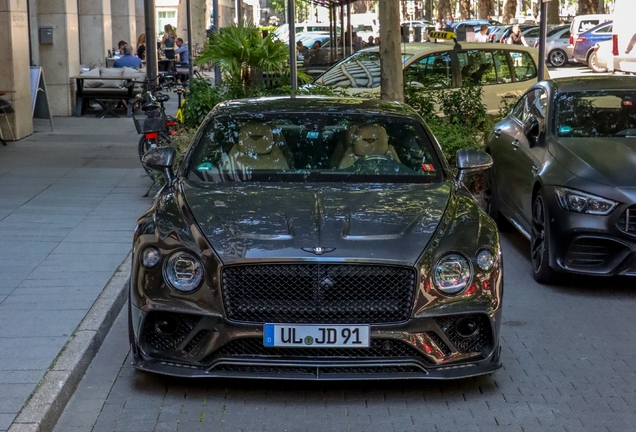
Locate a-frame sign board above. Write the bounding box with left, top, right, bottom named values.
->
left=30, top=67, right=53, bottom=131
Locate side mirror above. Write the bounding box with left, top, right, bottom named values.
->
left=456, top=149, right=493, bottom=182
left=523, top=116, right=540, bottom=146
left=142, top=146, right=176, bottom=184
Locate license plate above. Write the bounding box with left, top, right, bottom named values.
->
left=263, top=324, right=370, bottom=348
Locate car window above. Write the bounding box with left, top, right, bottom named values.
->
left=492, top=50, right=513, bottom=83
left=457, top=50, right=498, bottom=86
left=556, top=90, right=636, bottom=137
left=404, top=51, right=453, bottom=88
left=524, top=28, right=540, bottom=37
left=547, top=27, right=565, bottom=37
left=510, top=51, right=537, bottom=82
left=187, top=113, right=444, bottom=184
left=512, top=89, right=547, bottom=129
left=320, top=51, right=411, bottom=88
left=576, top=20, right=601, bottom=33
left=560, top=30, right=570, bottom=39
left=594, top=24, right=613, bottom=33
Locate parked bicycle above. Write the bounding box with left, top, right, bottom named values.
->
left=133, top=75, right=177, bottom=174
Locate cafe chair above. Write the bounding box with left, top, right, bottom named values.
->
left=0, top=98, right=15, bottom=146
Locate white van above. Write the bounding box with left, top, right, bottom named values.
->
left=606, top=0, right=636, bottom=73
left=567, top=14, right=612, bottom=59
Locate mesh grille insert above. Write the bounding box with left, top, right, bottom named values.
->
left=206, top=338, right=427, bottom=363
left=222, top=264, right=416, bottom=324
left=433, top=314, right=492, bottom=354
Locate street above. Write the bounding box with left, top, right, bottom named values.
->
left=52, top=225, right=636, bottom=432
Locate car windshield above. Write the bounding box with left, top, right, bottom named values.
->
left=187, top=112, right=443, bottom=184
left=556, top=90, right=636, bottom=138
left=319, top=51, right=412, bottom=88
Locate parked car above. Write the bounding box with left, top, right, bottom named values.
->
left=131, top=96, right=504, bottom=379
left=485, top=77, right=636, bottom=283
left=499, top=24, right=536, bottom=44
left=534, top=25, right=572, bottom=67
left=519, top=26, right=541, bottom=48
left=490, top=25, right=512, bottom=43
left=314, top=42, right=548, bottom=115
left=567, top=14, right=612, bottom=60
left=572, top=21, right=613, bottom=71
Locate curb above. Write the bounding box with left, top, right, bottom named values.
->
left=8, top=252, right=133, bottom=432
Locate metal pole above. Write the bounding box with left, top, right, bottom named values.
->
left=236, top=0, right=242, bottom=24
left=145, top=0, right=158, bottom=80
left=339, top=5, right=344, bottom=60
left=538, top=0, right=549, bottom=81
left=287, top=0, right=297, bottom=90
left=329, top=5, right=334, bottom=63
left=213, top=0, right=220, bottom=85
left=186, top=0, right=194, bottom=81
left=346, top=2, right=352, bottom=55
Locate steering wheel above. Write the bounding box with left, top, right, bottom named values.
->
left=361, top=154, right=393, bottom=163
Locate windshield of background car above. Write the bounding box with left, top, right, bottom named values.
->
left=187, top=112, right=444, bottom=184
left=319, top=51, right=412, bottom=88
left=556, top=90, right=636, bottom=137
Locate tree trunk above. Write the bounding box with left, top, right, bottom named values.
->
left=478, top=0, right=492, bottom=19
left=548, top=0, right=560, bottom=24
left=578, top=0, right=595, bottom=14
left=459, top=0, right=471, bottom=19
left=379, top=0, right=403, bottom=102
left=596, top=0, right=605, bottom=13
left=177, top=0, right=207, bottom=50
left=437, top=0, right=452, bottom=22
left=425, top=0, right=432, bottom=20
left=502, top=0, right=516, bottom=24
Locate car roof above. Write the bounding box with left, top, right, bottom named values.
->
left=548, top=76, right=636, bottom=93
left=360, top=42, right=539, bottom=56
left=212, top=96, right=419, bottom=118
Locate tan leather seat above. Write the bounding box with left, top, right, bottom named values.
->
left=338, top=124, right=400, bottom=169
left=224, top=123, right=289, bottom=171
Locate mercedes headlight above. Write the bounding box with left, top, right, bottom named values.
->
left=555, top=187, right=617, bottom=215
left=433, top=254, right=472, bottom=295
left=163, top=251, right=204, bottom=293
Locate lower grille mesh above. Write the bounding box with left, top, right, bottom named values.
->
left=433, top=314, right=492, bottom=354
left=205, top=338, right=428, bottom=364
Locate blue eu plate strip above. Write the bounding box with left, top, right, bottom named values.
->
left=263, top=324, right=274, bottom=346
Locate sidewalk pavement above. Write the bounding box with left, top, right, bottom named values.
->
left=0, top=117, right=152, bottom=432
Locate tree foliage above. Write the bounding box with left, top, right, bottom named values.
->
left=196, top=24, right=289, bottom=91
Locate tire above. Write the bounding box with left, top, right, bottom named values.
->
left=548, top=49, right=567, bottom=68
left=587, top=51, right=607, bottom=73
left=530, top=191, right=556, bottom=284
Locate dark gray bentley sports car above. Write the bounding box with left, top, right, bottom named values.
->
left=129, top=97, right=503, bottom=380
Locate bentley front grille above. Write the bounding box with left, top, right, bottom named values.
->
left=222, top=264, right=416, bottom=324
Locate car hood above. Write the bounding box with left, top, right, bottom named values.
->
left=551, top=137, right=636, bottom=187
left=182, top=181, right=452, bottom=265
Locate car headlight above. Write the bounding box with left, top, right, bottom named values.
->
left=555, top=187, right=617, bottom=215
left=433, top=254, right=472, bottom=295
left=476, top=250, right=495, bottom=271
left=163, top=251, right=204, bottom=293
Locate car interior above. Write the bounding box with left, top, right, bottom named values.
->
left=189, top=115, right=442, bottom=182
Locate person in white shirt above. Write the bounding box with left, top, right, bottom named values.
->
left=475, top=24, right=490, bottom=43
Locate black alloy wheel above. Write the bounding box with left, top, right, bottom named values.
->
left=531, top=191, right=555, bottom=284
left=548, top=49, right=567, bottom=67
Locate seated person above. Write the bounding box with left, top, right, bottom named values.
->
left=113, top=45, right=143, bottom=69
left=116, top=40, right=127, bottom=54
left=175, top=38, right=189, bottom=66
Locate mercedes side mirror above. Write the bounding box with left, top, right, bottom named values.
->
left=455, top=149, right=493, bottom=182
left=523, top=116, right=540, bottom=147
left=141, top=146, right=176, bottom=184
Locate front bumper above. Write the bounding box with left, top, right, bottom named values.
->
left=543, top=186, right=636, bottom=276
left=130, top=306, right=502, bottom=380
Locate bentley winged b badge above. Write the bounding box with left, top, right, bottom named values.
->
left=301, top=247, right=336, bottom=255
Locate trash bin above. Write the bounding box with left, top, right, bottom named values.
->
left=414, top=26, right=422, bottom=42
left=455, top=26, right=467, bottom=41
left=401, top=24, right=409, bottom=43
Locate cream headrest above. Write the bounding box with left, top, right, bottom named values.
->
left=238, top=124, right=274, bottom=155
left=352, top=124, right=389, bottom=156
